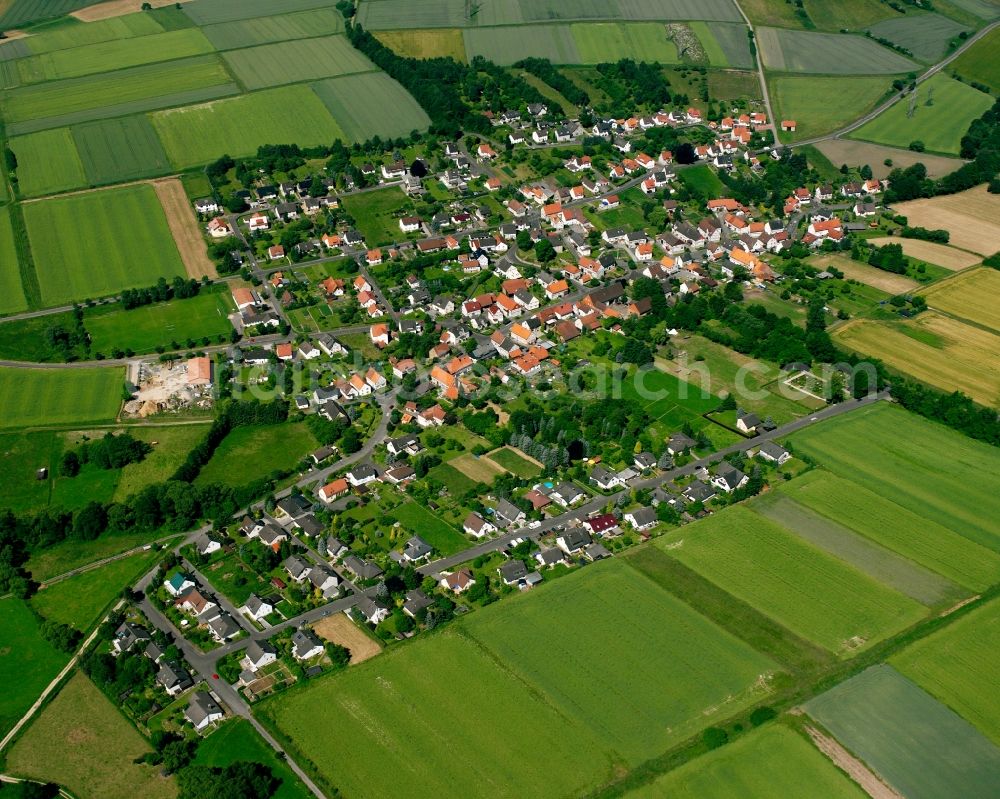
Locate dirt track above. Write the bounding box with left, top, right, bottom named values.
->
left=805, top=725, right=903, bottom=799
left=71, top=0, right=194, bottom=22
left=152, top=177, right=216, bottom=280
left=313, top=614, right=382, bottom=665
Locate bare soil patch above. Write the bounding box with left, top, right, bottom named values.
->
left=313, top=614, right=382, bottom=665
left=71, top=0, right=194, bottom=22
left=152, top=177, right=215, bottom=279
left=805, top=724, right=903, bottom=799
left=869, top=237, right=981, bottom=271
left=891, top=185, right=1000, bottom=255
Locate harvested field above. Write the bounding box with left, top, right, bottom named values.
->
left=867, top=237, right=980, bottom=270
left=889, top=185, right=1000, bottom=254
left=152, top=177, right=215, bottom=279
left=920, top=267, right=1000, bottom=331
left=833, top=313, right=1000, bottom=406
left=313, top=614, right=382, bottom=664
left=71, top=0, right=193, bottom=22
left=449, top=452, right=507, bottom=483
left=809, top=253, right=919, bottom=294
left=813, top=139, right=964, bottom=179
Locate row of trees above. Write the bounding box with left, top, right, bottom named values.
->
left=120, top=276, right=202, bottom=310
left=60, top=431, right=152, bottom=477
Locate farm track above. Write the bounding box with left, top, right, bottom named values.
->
left=152, top=176, right=217, bottom=279
left=804, top=725, right=903, bottom=799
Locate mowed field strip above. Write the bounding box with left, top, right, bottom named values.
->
left=263, top=559, right=776, bottom=799
left=890, top=184, right=1000, bottom=254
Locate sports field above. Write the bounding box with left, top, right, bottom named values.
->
left=0, top=207, right=27, bottom=315
left=72, top=116, right=172, bottom=186
left=86, top=287, right=234, bottom=355
left=30, top=548, right=158, bottom=630
left=771, top=75, right=888, bottom=141
left=921, top=268, right=1000, bottom=331
left=787, top=403, right=1000, bottom=551
left=200, top=8, right=344, bottom=49
left=24, top=183, right=186, bottom=305
left=151, top=85, right=345, bottom=168
left=805, top=665, right=1000, bottom=799
left=757, top=27, right=918, bottom=73
left=951, top=26, right=1000, bottom=92
left=868, top=236, right=981, bottom=270
left=892, top=598, right=1000, bottom=745
left=8, top=127, right=88, bottom=196
left=221, top=36, right=376, bottom=90
left=850, top=74, right=993, bottom=154
left=264, top=560, right=775, bottom=798
left=393, top=501, right=468, bottom=555
left=0, top=366, right=124, bottom=429
left=310, top=72, right=430, bottom=143
left=626, top=724, right=866, bottom=798
left=833, top=313, right=1000, bottom=407
left=662, top=505, right=926, bottom=653
left=195, top=422, right=317, bottom=487
left=891, top=184, right=1000, bottom=255
left=0, top=597, right=69, bottom=738
left=785, top=470, right=1000, bottom=592
left=867, top=13, right=970, bottom=61
left=6, top=672, right=174, bottom=799
left=487, top=446, right=542, bottom=478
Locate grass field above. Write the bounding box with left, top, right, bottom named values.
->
left=572, top=22, right=680, bottom=63
left=813, top=139, right=963, bottom=179
left=425, top=461, right=481, bottom=496
left=663, top=505, right=926, bottom=654
left=833, top=313, right=1000, bottom=407
left=921, top=268, right=1000, bottom=331
left=487, top=446, right=542, bottom=478
left=393, top=500, right=468, bottom=555
left=464, top=24, right=580, bottom=65
left=0, top=206, right=27, bottom=315
left=0, top=597, right=69, bottom=738
left=183, top=0, right=336, bottom=25
left=151, top=85, right=345, bottom=168
left=0, top=0, right=93, bottom=28
left=772, top=75, right=889, bottom=141
left=72, top=115, right=172, bottom=186
left=850, top=74, right=993, bottom=155
left=787, top=403, right=1000, bottom=551
left=708, top=69, right=762, bottom=100
left=691, top=21, right=755, bottom=68
left=678, top=163, right=725, bottom=197
left=341, top=186, right=412, bottom=246
left=951, top=26, right=1000, bottom=91
left=804, top=0, right=898, bottom=28
left=21, top=13, right=164, bottom=53
left=868, top=236, right=981, bottom=270
left=892, top=598, right=1000, bottom=745
left=114, top=425, right=209, bottom=499
left=867, top=13, right=970, bottom=61
left=221, top=35, right=376, bottom=90
left=263, top=559, right=775, bottom=798
left=626, top=723, right=866, bottom=798
left=1, top=54, right=236, bottom=132
left=0, top=429, right=62, bottom=511
left=310, top=72, right=430, bottom=143
left=6, top=671, right=175, bottom=799
left=785, top=470, right=1000, bottom=591
left=24, top=183, right=186, bottom=305
left=0, top=366, right=124, bottom=429
left=194, top=719, right=312, bottom=799
left=805, top=665, right=1000, bottom=799
left=891, top=184, right=1000, bottom=255
left=195, top=422, right=317, bottom=487
left=8, top=126, right=87, bottom=196
left=201, top=8, right=344, bottom=49
left=374, top=28, right=466, bottom=61
left=86, top=287, right=234, bottom=355
left=447, top=452, right=506, bottom=483
left=30, top=548, right=158, bottom=630
left=757, top=27, right=918, bottom=73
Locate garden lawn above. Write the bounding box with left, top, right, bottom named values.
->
left=151, top=85, right=345, bottom=169
left=892, top=598, right=1000, bottom=746
left=8, top=127, right=87, bottom=197
left=24, top=183, right=186, bottom=306
left=487, top=447, right=541, bottom=478
left=30, top=548, right=159, bottom=630
left=0, top=206, right=27, bottom=314
left=6, top=672, right=174, bottom=799
left=662, top=505, right=926, bottom=654
left=771, top=75, right=889, bottom=141
left=341, top=186, right=412, bottom=246
left=0, top=366, right=124, bottom=429
left=849, top=73, right=993, bottom=154
left=0, top=597, right=69, bottom=738
left=194, top=719, right=312, bottom=799
left=805, top=665, right=1000, bottom=799
left=85, top=288, right=234, bottom=355
left=195, top=422, right=317, bottom=488
left=425, top=462, right=480, bottom=497
left=310, top=72, right=430, bottom=143
left=678, top=163, right=724, bottom=198
left=786, top=403, right=1000, bottom=552
left=626, top=723, right=865, bottom=798
left=393, top=501, right=467, bottom=555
